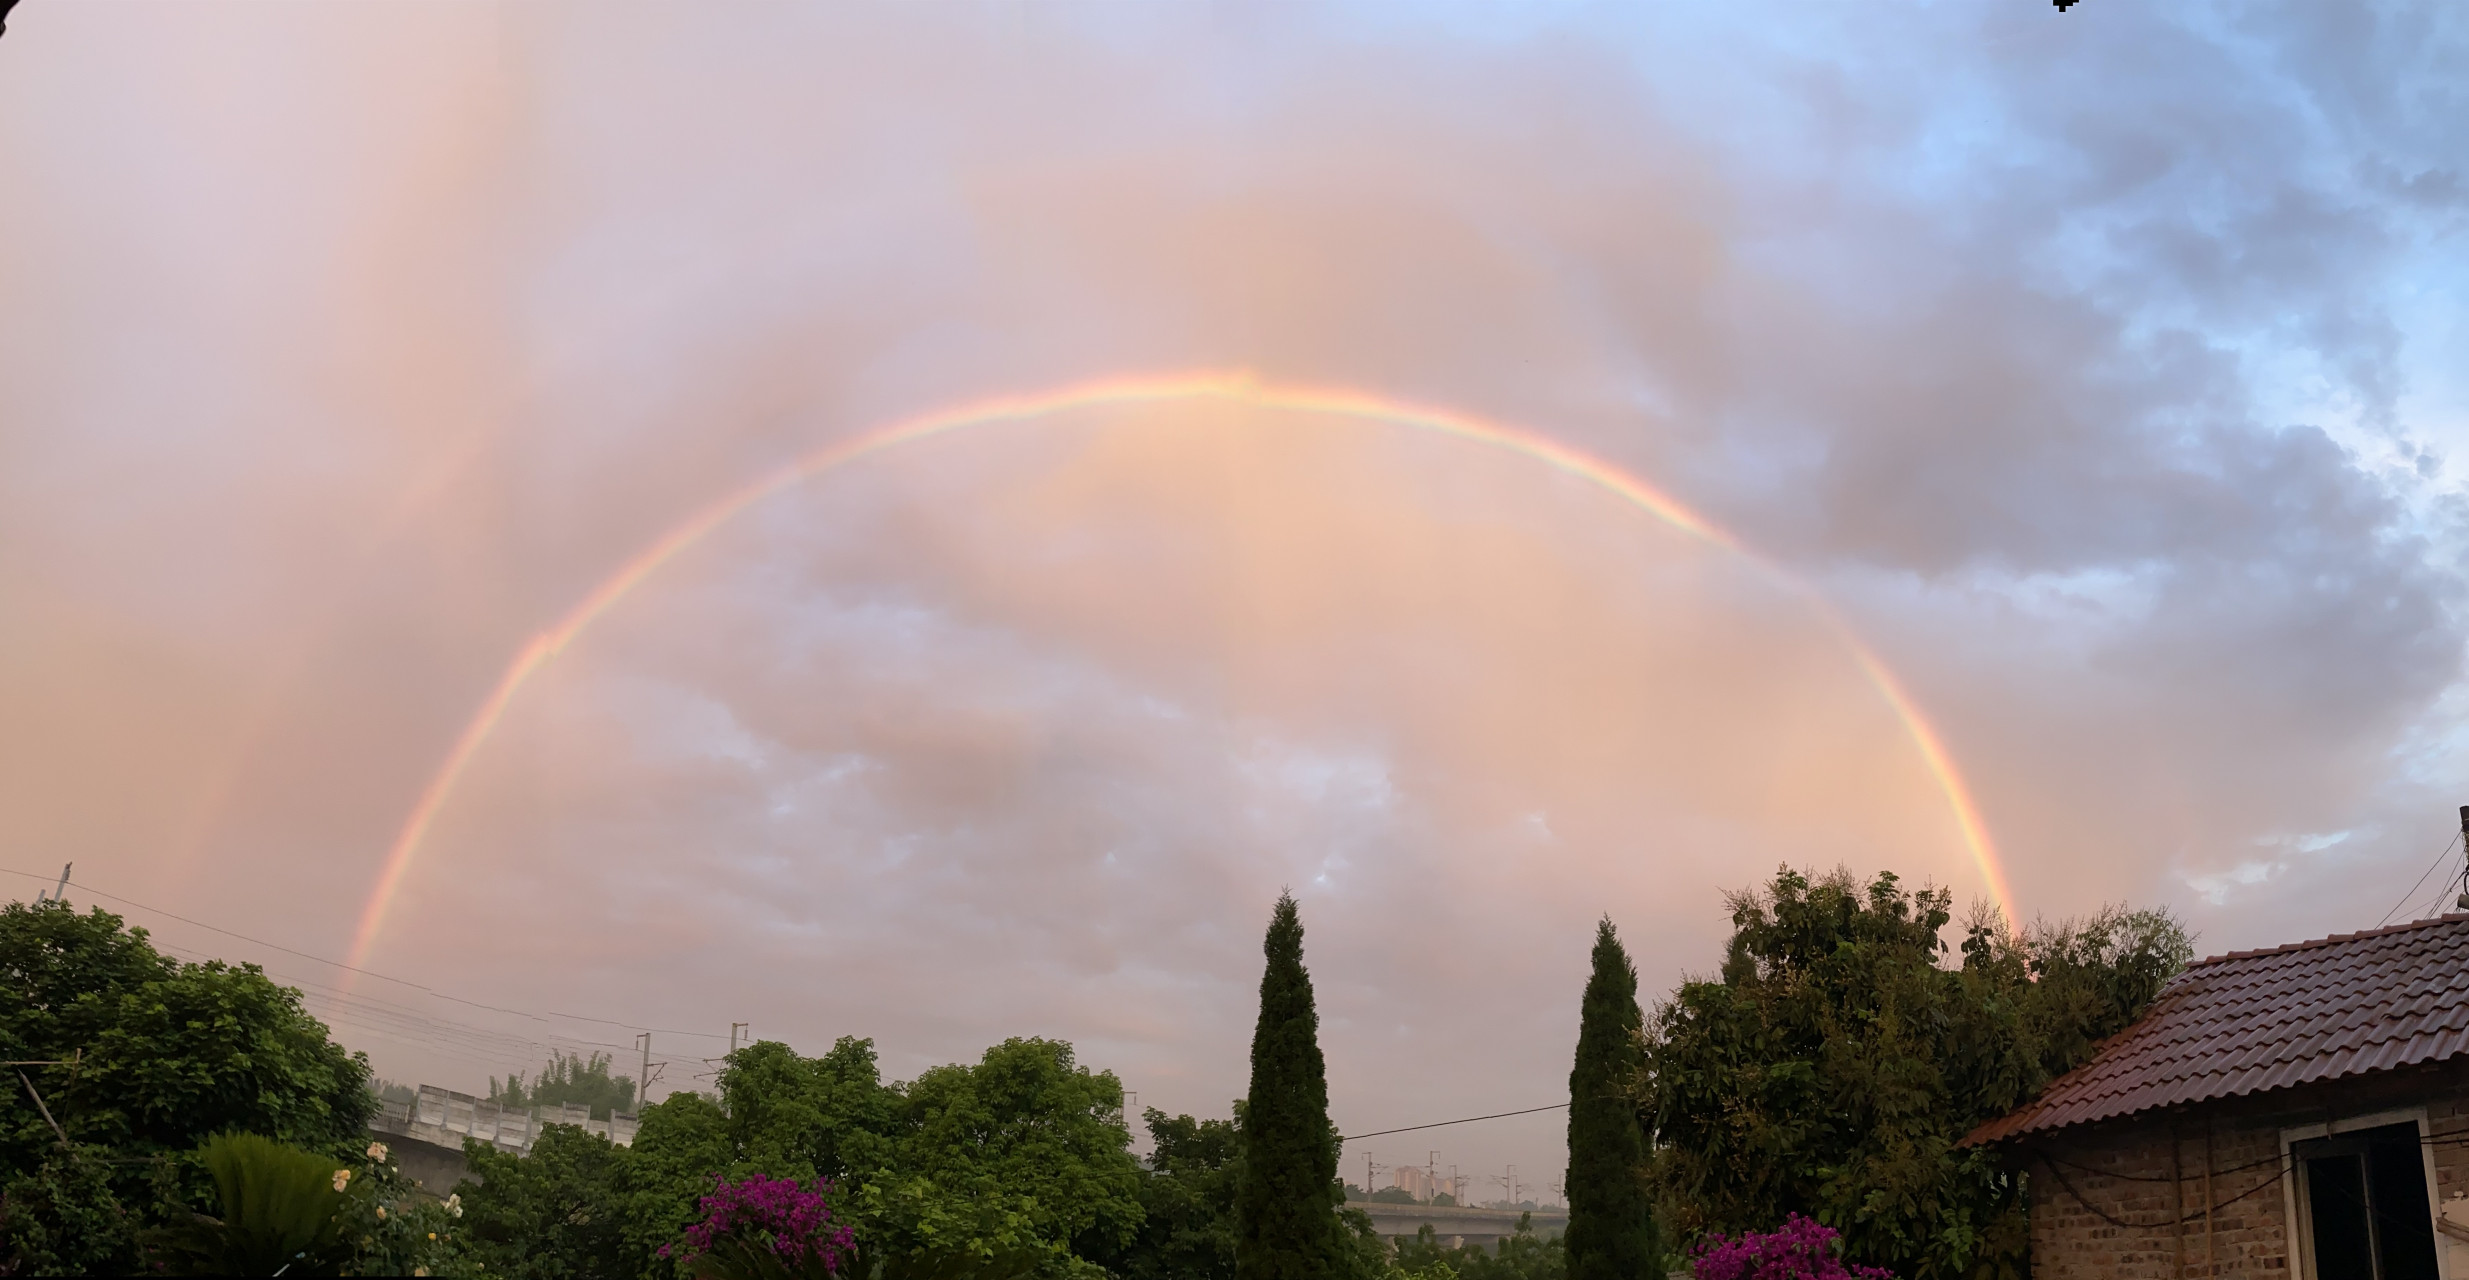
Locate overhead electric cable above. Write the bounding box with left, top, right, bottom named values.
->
left=148, top=938, right=651, bottom=1068
left=2378, top=832, right=2462, bottom=928
left=0, top=865, right=728, bottom=1040
left=1342, top=1102, right=1568, bottom=1142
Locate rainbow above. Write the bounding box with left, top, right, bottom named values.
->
left=348, top=371, right=2017, bottom=970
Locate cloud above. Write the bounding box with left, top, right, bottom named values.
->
left=2, top=0, right=2466, bottom=1184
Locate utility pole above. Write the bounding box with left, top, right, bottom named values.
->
left=1449, top=1163, right=1460, bottom=1205
left=2455, top=805, right=2469, bottom=912
left=1367, top=1155, right=1387, bottom=1195
left=729, top=1022, right=748, bottom=1056
left=636, top=1032, right=652, bottom=1112
left=33, top=863, right=69, bottom=906
left=1428, top=1151, right=1439, bottom=1205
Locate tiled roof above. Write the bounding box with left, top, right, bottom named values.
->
left=1965, top=913, right=2469, bottom=1146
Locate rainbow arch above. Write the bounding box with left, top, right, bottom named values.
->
left=348, top=371, right=2016, bottom=969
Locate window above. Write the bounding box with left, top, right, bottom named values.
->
left=2292, top=1121, right=2441, bottom=1280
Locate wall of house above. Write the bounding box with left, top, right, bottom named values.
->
left=2020, top=1062, right=2469, bottom=1279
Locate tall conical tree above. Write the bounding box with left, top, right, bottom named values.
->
left=1235, top=892, right=1353, bottom=1280
left=1565, top=915, right=1658, bottom=1280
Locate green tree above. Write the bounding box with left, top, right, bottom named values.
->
left=1112, top=1108, right=1242, bottom=1280
left=622, top=1091, right=738, bottom=1280
left=1234, top=893, right=1356, bottom=1280
left=0, top=900, right=375, bottom=1268
left=1640, top=866, right=2191, bottom=1279
left=723, top=1036, right=901, bottom=1183
left=1386, top=1214, right=1567, bottom=1280
left=0, top=902, right=375, bottom=1168
left=1565, top=917, right=1658, bottom=1280
left=492, top=1050, right=639, bottom=1119
left=458, top=1123, right=636, bottom=1280
left=868, top=1037, right=1143, bottom=1274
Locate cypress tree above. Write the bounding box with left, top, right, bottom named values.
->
left=1565, top=915, right=1658, bottom=1280
left=1235, top=892, right=1352, bottom=1280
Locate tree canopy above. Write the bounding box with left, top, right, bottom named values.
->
left=1234, top=893, right=1359, bottom=1280
left=492, top=1050, right=639, bottom=1120
left=0, top=900, right=376, bottom=1272
left=1111, top=1108, right=1242, bottom=1280
left=1639, top=866, right=2192, bottom=1279
left=455, top=1034, right=1144, bottom=1279
left=1564, top=916, right=1658, bottom=1280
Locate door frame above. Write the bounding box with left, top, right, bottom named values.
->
left=2280, top=1106, right=2447, bottom=1280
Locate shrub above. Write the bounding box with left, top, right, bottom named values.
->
left=665, top=1173, right=854, bottom=1280
left=1691, top=1216, right=1895, bottom=1280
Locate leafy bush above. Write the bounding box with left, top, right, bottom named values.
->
left=663, top=1173, right=853, bottom=1279
left=0, top=1145, right=138, bottom=1274
left=142, top=1132, right=359, bottom=1275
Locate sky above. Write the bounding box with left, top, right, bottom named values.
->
left=2, top=0, right=2467, bottom=1195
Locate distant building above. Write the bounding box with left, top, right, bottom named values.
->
left=1390, top=1166, right=1470, bottom=1203
left=1965, top=914, right=2469, bottom=1279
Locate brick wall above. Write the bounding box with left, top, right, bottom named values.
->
left=2019, top=1063, right=2469, bottom=1279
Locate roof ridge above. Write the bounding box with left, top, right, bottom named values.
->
left=1966, top=913, right=2469, bottom=1147
left=2188, top=912, right=2469, bottom=968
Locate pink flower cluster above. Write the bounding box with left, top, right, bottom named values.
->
left=1691, top=1214, right=1896, bottom=1280
left=658, top=1174, right=855, bottom=1274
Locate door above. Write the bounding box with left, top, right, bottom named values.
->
left=2296, top=1122, right=2441, bottom=1280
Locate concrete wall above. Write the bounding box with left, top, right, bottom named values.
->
left=381, top=1132, right=473, bottom=1198
left=369, top=1083, right=643, bottom=1195
left=2020, top=1060, right=2469, bottom=1279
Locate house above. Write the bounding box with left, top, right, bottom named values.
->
left=1964, top=913, right=2469, bottom=1279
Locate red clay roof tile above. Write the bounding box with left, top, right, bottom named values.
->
left=1964, top=913, right=2469, bottom=1146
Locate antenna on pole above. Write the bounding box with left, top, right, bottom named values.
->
left=2455, top=807, right=2468, bottom=912
left=33, top=863, right=69, bottom=906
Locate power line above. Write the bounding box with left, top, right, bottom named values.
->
left=0, top=865, right=729, bottom=1042
left=1343, top=1102, right=1568, bottom=1142
left=2378, top=832, right=2461, bottom=928
left=19, top=870, right=1586, bottom=1155
left=148, top=937, right=654, bottom=1075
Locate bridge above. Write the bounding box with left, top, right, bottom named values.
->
left=1352, top=1202, right=1566, bottom=1249
left=369, top=1083, right=641, bottom=1194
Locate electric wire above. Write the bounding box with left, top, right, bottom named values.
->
left=0, top=865, right=728, bottom=1040
left=2376, top=832, right=2461, bottom=928
left=1343, top=1102, right=1569, bottom=1142
left=25, top=867, right=1592, bottom=1149
left=149, top=938, right=650, bottom=1076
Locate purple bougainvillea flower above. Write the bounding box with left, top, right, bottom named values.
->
left=1691, top=1214, right=1896, bottom=1280
left=668, top=1174, right=854, bottom=1274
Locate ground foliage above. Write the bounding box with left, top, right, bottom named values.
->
left=1639, top=867, right=2192, bottom=1280
left=1563, top=917, right=1660, bottom=1280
